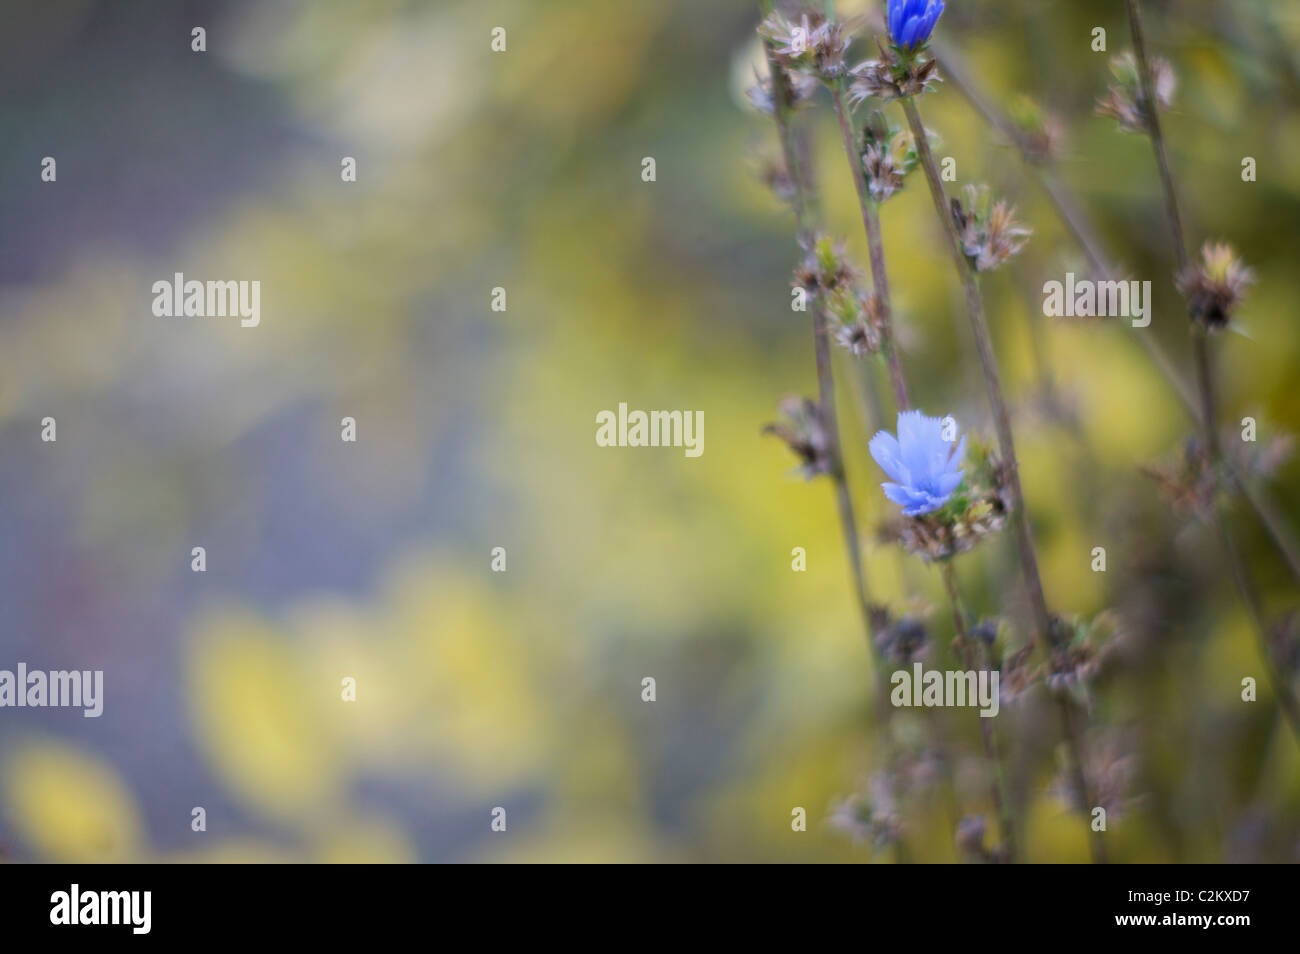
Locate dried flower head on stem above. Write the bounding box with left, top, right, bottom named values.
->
left=870, top=413, right=1011, bottom=561
left=833, top=292, right=886, bottom=357
left=746, top=66, right=819, bottom=116
left=950, top=185, right=1031, bottom=273
left=1007, top=95, right=1065, bottom=165
left=828, top=773, right=904, bottom=852
left=1140, top=437, right=1219, bottom=520
left=1052, top=730, right=1142, bottom=823
left=764, top=395, right=832, bottom=480
left=859, top=110, right=919, bottom=202
left=758, top=10, right=849, bottom=81
left=870, top=604, right=931, bottom=665
left=1096, top=51, right=1175, bottom=133
left=1176, top=242, right=1254, bottom=332
left=850, top=38, right=941, bottom=103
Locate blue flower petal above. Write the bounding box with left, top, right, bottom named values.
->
left=869, top=430, right=911, bottom=484
left=882, top=481, right=920, bottom=508
left=927, top=0, right=946, bottom=33
left=873, top=409, right=965, bottom=517
left=889, top=0, right=905, bottom=45
left=902, top=494, right=943, bottom=517
left=947, top=434, right=967, bottom=468
left=935, top=469, right=964, bottom=498
left=899, top=14, right=925, bottom=50
left=897, top=410, right=939, bottom=478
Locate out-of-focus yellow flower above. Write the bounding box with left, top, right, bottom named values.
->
left=3, top=740, right=144, bottom=862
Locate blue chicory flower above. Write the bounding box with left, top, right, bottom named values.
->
left=887, top=0, right=946, bottom=52
left=869, top=410, right=965, bottom=517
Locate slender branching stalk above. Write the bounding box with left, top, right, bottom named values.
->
left=760, top=8, right=983, bottom=861
left=939, top=561, right=1018, bottom=862
left=900, top=94, right=1106, bottom=863
left=1126, top=0, right=1300, bottom=745
left=762, top=40, right=888, bottom=696
left=900, top=97, right=1049, bottom=638
left=935, top=37, right=1300, bottom=587
left=933, top=42, right=1199, bottom=418
left=1125, top=0, right=1187, bottom=276
left=762, top=26, right=931, bottom=864
left=828, top=82, right=910, bottom=411
left=822, top=10, right=986, bottom=851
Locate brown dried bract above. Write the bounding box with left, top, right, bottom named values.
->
left=1176, top=242, right=1254, bottom=331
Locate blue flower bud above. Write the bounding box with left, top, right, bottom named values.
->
left=887, top=0, right=946, bottom=52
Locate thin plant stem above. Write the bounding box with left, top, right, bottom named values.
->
left=1236, top=479, right=1300, bottom=586
left=762, top=29, right=919, bottom=864
left=1212, top=495, right=1300, bottom=738
left=763, top=41, right=888, bottom=697
left=1126, top=0, right=1187, bottom=275
left=851, top=359, right=888, bottom=443
left=939, top=561, right=1018, bottom=863
left=901, top=93, right=1106, bottom=863
left=932, top=42, right=1198, bottom=419
left=829, top=82, right=910, bottom=411
left=899, top=96, right=1050, bottom=639
left=1193, top=333, right=1218, bottom=461
left=822, top=18, right=977, bottom=845
left=1127, top=0, right=1300, bottom=746
left=761, top=8, right=979, bottom=861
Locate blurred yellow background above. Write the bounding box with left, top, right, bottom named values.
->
left=1, top=0, right=1298, bottom=862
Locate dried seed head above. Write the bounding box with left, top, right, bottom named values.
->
left=848, top=38, right=941, bottom=105
left=879, top=501, right=1007, bottom=562
left=862, top=142, right=905, bottom=201
left=745, top=66, right=819, bottom=115
left=1096, top=51, right=1175, bottom=133
left=763, top=395, right=832, bottom=480
left=1045, top=613, right=1121, bottom=714
left=1046, top=618, right=1102, bottom=699
left=828, top=773, right=904, bottom=852
left=952, top=185, right=1031, bottom=272
left=834, top=316, right=881, bottom=357
left=858, top=112, right=917, bottom=202
left=1140, top=437, right=1218, bottom=520
left=1008, top=95, right=1065, bottom=164
left=871, top=605, right=930, bottom=665
left=997, top=644, right=1039, bottom=707
left=970, top=619, right=999, bottom=647
left=793, top=234, right=859, bottom=294
left=755, top=154, right=797, bottom=204
left=830, top=291, right=885, bottom=357
left=1176, top=242, right=1254, bottom=331
left=1053, top=731, right=1141, bottom=822
left=758, top=10, right=849, bottom=81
